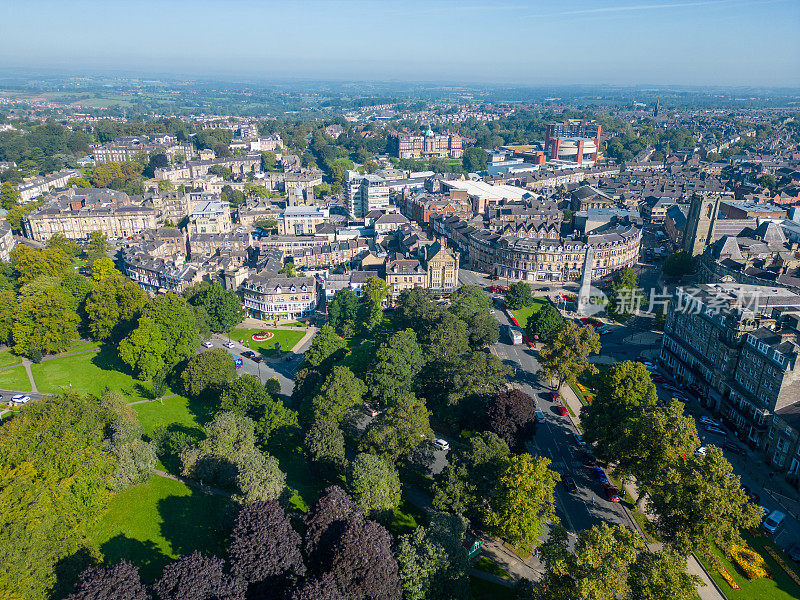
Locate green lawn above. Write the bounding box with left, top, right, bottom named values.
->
left=0, top=349, right=22, bottom=369
left=90, top=475, right=229, bottom=582
left=227, top=328, right=306, bottom=358
left=699, top=532, right=800, bottom=600
left=66, top=340, right=101, bottom=353
left=31, top=347, right=165, bottom=402
left=0, top=366, right=31, bottom=391
left=469, top=575, right=515, bottom=600
left=388, top=498, right=427, bottom=536
left=509, top=297, right=549, bottom=329
left=133, top=395, right=208, bottom=436
left=474, top=556, right=512, bottom=579
left=273, top=443, right=328, bottom=512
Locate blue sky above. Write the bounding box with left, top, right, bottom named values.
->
left=1, top=0, right=798, bottom=86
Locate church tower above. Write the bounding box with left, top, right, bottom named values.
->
left=682, top=193, right=721, bottom=257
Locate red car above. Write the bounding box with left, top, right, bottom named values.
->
left=555, top=405, right=569, bottom=417
left=604, top=484, right=622, bottom=502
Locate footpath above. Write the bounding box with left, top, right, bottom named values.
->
left=559, top=382, right=727, bottom=600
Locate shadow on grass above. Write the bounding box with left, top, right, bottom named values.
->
left=91, top=346, right=135, bottom=376
left=187, top=394, right=218, bottom=426
left=49, top=546, right=95, bottom=600
left=99, top=535, right=170, bottom=584
left=157, top=489, right=230, bottom=562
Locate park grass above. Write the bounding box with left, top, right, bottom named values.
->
left=273, top=443, right=327, bottom=513
left=697, top=532, right=800, bottom=600
left=31, top=346, right=168, bottom=402
left=388, top=498, right=427, bottom=536
left=133, top=395, right=208, bottom=435
left=66, top=340, right=101, bottom=353
left=509, top=297, right=549, bottom=329
left=469, top=575, right=515, bottom=599
left=474, top=556, right=512, bottom=579
left=0, top=349, right=22, bottom=369
left=0, top=366, right=31, bottom=391
left=227, top=327, right=306, bottom=358
left=89, top=475, right=229, bottom=583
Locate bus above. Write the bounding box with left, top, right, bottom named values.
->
left=502, top=324, right=523, bottom=345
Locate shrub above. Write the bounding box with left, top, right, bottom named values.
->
left=719, top=567, right=740, bottom=590
left=730, top=544, right=770, bottom=580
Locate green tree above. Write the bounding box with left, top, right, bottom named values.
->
left=461, top=147, right=488, bottom=172
left=0, top=290, right=15, bottom=345
left=538, top=322, right=600, bottom=390
left=358, top=276, right=390, bottom=333
left=10, top=245, right=71, bottom=284
left=0, top=393, right=115, bottom=599
left=608, top=267, right=644, bottom=319
left=140, top=293, right=200, bottom=366
left=366, top=328, right=424, bottom=406
left=66, top=176, right=91, bottom=188
left=261, top=151, right=277, bottom=171
left=662, top=249, right=693, bottom=277
left=505, top=282, right=534, bottom=310
left=187, top=281, right=245, bottom=333
left=180, top=348, right=237, bottom=398
left=307, top=365, right=366, bottom=425
left=628, top=548, right=701, bottom=600
left=91, top=256, right=117, bottom=281
left=304, top=324, right=347, bottom=369
left=118, top=316, right=168, bottom=379
left=84, top=275, right=148, bottom=342
left=5, top=201, right=41, bottom=232
left=12, top=288, right=79, bottom=357
left=328, top=288, right=358, bottom=334
left=534, top=523, right=645, bottom=600
left=449, top=285, right=499, bottom=348
left=361, top=393, right=433, bottom=462
left=581, top=361, right=658, bottom=465
left=348, top=452, right=402, bottom=518
left=45, top=233, right=81, bottom=258
left=85, top=231, right=110, bottom=268
left=235, top=450, right=286, bottom=503
left=525, top=303, right=563, bottom=344
left=304, top=419, right=347, bottom=476
left=0, top=181, right=21, bottom=209
left=758, top=173, right=776, bottom=189
left=486, top=454, right=559, bottom=554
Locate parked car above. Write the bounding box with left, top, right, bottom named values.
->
left=252, top=355, right=264, bottom=363
left=788, top=542, right=800, bottom=562
left=703, top=424, right=727, bottom=436
left=604, top=484, right=622, bottom=502
left=202, top=341, right=213, bottom=348
left=742, top=486, right=760, bottom=505
left=11, top=394, right=31, bottom=404
left=698, top=416, right=719, bottom=426
left=534, top=410, right=545, bottom=424
left=723, top=441, right=746, bottom=456
left=434, top=438, right=450, bottom=451
left=241, top=351, right=256, bottom=359
left=581, top=450, right=598, bottom=466
left=695, top=446, right=707, bottom=456
left=556, top=405, right=569, bottom=417
left=591, top=466, right=610, bottom=485
left=663, top=384, right=680, bottom=393
left=573, top=433, right=585, bottom=446
left=224, top=341, right=235, bottom=349
left=562, top=475, right=578, bottom=493
left=763, top=510, right=786, bottom=534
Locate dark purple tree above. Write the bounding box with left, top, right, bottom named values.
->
left=65, top=561, right=150, bottom=600
left=153, top=551, right=245, bottom=600
left=327, top=517, right=402, bottom=600
left=303, top=485, right=360, bottom=572
left=229, top=500, right=306, bottom=597
left=485, top=389, right=537, bottom=452
left=290, top=574, right=345, bottom=600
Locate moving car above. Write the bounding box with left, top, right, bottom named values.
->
left=202, top=341, right=213, bottom=348
left=555, top=405, right=569, bottom=417
left=562, top=475, right=578, bottom=493
left=604, top=484, right=622, bottom=502
left=434, top=438, right=450, bottom=451
left=534, top=410, right=545, bottom=424
left=763, top=510, right=786, bottom=534
left=11, top=394, right=31, bottom=404
left=224, top=341, right=235, bottom=349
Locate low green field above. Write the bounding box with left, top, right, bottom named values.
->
left=699, top=533, right=800, bottom=600
left=31, top=347, right=165, bottom=402
left=474, top=556, right=512, bottom=579
left=509, top=297, right=550, bottom=329
left=227, top=328, right=306, bottom=358
left=0, top=349, right=22, bottom=369
left=133, top=395, right=208, bottom=435
left=66, top=340, right=101, bottom=353
left=0, top=366, right=31, bottom=391
left=90, top=476, right=229, bottom=582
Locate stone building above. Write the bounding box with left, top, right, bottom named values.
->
left=241, top=274, right=317, bottom=320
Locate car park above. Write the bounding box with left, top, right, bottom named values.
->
left=11, top=394, right=31, bottom=404
left=556, top=405, right=569, bottom=417
left=534, top=410, right=545, bottom=424
left=604, top=484, right=622, bottom=502
left=202, top=341, right=213, bottom=348
left=434, top=438, right=450, bottom=451
left=763, top=510, right=786, bottom=534
left=562, top=475, right=578, bottom=493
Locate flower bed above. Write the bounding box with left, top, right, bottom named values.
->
left=252, top=331, right=275, bottom=342
left=765, top=545, right=800, bottom=587
left=719, top=567, right=741, bottom=590
left=731, top=544, right=770, bottom=580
